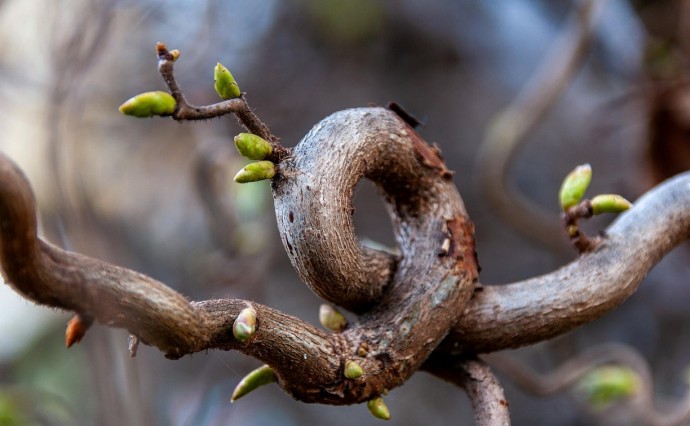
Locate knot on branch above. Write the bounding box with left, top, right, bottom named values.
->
left=270, top=107, right=479, bottom=402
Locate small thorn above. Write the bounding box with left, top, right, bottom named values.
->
left=128, top=335, right=140, bottom=358
left=438, top=238, right=451, bottom=256
left=65, top=314, right=92, bottom=348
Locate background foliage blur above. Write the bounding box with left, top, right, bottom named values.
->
left=0, top=0, right=688, bottom=425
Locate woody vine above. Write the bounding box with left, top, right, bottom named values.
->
left=1, top=43, right=689, bottom=425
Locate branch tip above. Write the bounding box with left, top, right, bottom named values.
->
left=128, top=334, right=140, bottom=358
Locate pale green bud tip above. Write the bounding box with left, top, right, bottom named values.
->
left=234, top=161, right=276, bottom=183
left=578, top=366, right=640, bottom=407
left=367, top=397, right=391, bottom=420
left=214, top=62, right=241, bottom=100
left=170, top=49, right=181, bottom=61
left=590, top=194, right=632, bottom=215
left=344, top=360, right=364, bottom=379
left=231, top=365, right=276, bottom=402
left=234, top=133, right=273, bottom=160
left=119, top=91, right=176, bottom=118
left=319, top=303, right=348, bottom=332
left=233, top=307, right=257, bottom=342
left=559, top=164, right=592, bottom=211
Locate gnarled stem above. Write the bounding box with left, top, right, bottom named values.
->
left=1, top=107, right=690, bottom=411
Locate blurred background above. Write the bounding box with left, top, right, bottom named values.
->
left=0, top=0, right=689, bottom=425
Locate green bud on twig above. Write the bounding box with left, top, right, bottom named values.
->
left=577, top=365, right=640, bottom=408
left=344, top=360, right=364, bottom=379
left=118, top=91, right=176, bottom=118
left=559, top=164, right=592, bottom=211
left=367, top=396, right=391, bottom=420
left=170, top=49, right=181, bottom=62
left=231, top=365, right=276, bottom=402
left=214, top=62, right=241, bottom=100
left=233, top=307, right=257, bottom=342
left=234, top=161, right=275, bottom=183
left=234, top=133, right=273, bottom=160
left=590, top=194, right=632, bottom=215
left=319, top=303, right=348, bottom=332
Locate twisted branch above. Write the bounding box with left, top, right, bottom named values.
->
left=1, top=107, right=690, bottom=413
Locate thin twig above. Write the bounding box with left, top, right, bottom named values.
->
left=155, top=42, right=290, bottom=162
left=561, top=199, right=601, bottom=253
left=475, top=0, right=606, bottom=250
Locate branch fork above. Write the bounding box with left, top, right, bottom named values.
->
left=1, top=41, right=690, bottom=423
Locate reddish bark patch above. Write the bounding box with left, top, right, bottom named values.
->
left=410, top=132, right=454, bottom=179
left=446, top=216, right=480, bottom=279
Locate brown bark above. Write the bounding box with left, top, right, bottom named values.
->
left=1, top=107, right=689, bottom=414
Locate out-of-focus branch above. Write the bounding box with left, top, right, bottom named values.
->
left=486, top=343, right=690, bottom=426
left=486, top=343, right=650, bottom=396
left=476, top=0, right=606, bottom=250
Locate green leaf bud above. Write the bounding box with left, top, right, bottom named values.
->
left=578, top=366, right=640, bottom=408
left=319, top=303, right=348, bottom=332
left=590, top=194, right=632, bottom=215
left=559, top=164, right=592, bottom=211
left=234, top=161, right=275, bottom=183
left=233, top=307, right=257, bottom=342
left=234, top=133, right=273, bottom=160
left=214, top=62, right=241, bottom=100
left=367, top=396, right=391, bottom=420
left=118, top=91, right=176, bottom=118
left=170, top=49, right=180, bottom=61
left=344, top=360, right=364, bottom=379
left=231, top=365, right=276, bottom=402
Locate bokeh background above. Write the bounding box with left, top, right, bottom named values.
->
left=0, top=0, right=689, bottom=425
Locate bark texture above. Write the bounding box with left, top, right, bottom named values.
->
left=1, top=106, right=690, bottom=416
